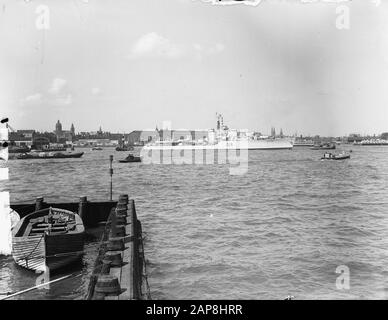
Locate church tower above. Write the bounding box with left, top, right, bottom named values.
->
left=55, top=120, right=62, bottom=135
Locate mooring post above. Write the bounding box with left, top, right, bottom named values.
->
left=35, top=196, right=44, bottom=211
left=109, top=155, right=113, bottom=201
left=119, top=194, right=129, bottom=205
left=78, top=196, right=87, bottom=221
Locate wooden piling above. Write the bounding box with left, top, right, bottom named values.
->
left=78, top=196, right=87, bottom=220
left=35, top=197, right=44, bottom=211
left=86, top=195, right=149, bottom=300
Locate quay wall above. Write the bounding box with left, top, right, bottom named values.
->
left=86, top=197, right=150, bottom=300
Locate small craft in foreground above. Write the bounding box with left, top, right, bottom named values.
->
left=12, top=207, right=85, bottom=271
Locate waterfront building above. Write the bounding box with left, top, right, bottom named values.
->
left=74, top=138, right=112, bottom=147
left=9, top=130, right=35, bottom=147
left=347, top=133, right=363, bottom=143
left=381, top=132, right=388, bottom=140
left=270, top=127, right=276, bottom=137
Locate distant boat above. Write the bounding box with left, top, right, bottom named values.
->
left=115, top=145, right=134, bottom=152
left=321, top=152, right=350, bottom=160
left=12, top=207, right=85, bottom=271
left=91, top=147, right=103, bottom=151
left=16, top=151, right=84, bottom=159
left=118, top=154, right=141, bottom=163
left=310, top=143, right=336, bottom=150
left=39, top=146, right=67, bottom=152
left=360, top=139, right=388, bottom=146
left=293, top=141, right=314, bottom=147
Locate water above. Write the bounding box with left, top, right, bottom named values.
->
left=1, top=146, right=388, bottom=299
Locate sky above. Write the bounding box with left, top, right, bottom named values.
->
left=0, top=0, right=387, bottom=136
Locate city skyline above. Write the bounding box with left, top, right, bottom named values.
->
left=9, top=118, right=388, bottom=138
left=1, top=1, right=388, bottom=136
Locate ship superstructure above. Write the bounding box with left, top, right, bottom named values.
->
left=143, top=114, right=293, bottom=151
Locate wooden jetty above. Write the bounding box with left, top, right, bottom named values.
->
left=86, top=195, right=150, bottom=300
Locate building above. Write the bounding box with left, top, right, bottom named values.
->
left=74, top=138, right=114, bottom=147
left=347, top=133, right=363, bottom=143
left=125, top=129, right=210, bottom=144
left=270, top=127, right=276, bottom=137
left=55, top=120, right=62, bottom=137
left=9, top=130, right=35, bottom=147
left=54, top=120, right=75, bottom=143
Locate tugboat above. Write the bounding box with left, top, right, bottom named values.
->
left=321, top=152, right=350, bottom=160
left=118, top=153, right=141, bottom=163
left=116, top=135, right=134, bottom=151
left=12, top=207, right=85, bottom=271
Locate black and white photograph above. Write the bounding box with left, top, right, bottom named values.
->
left=1, top=0, right=388, bottom=310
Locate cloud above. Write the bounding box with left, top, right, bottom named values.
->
left=129, top=32, right=225, bottom=60
left=129, top=32, right=185, bottom=59
left=24, top=93, right=42, bottom=103
left=19, top=79, right=72, bottom=108
left=48, top=78, right=67, bottom=94
left=91, top=87, right=100, bottom=95
left=47, top=77, right=72, bottom=106
left=54, top=94, right=72, bottom=106
left=193, top=43, right=225, bottom=59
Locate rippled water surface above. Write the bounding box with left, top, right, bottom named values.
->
left=1, top=146, right=388, bottom=299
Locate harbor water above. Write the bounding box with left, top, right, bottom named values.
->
left=1, top=146, right=388, bottom=299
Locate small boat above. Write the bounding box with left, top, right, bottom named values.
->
left=115, top=146, right=134, bottom=152
left=16, top=151, right=84, bottom=159
left=321, top=152, right=350, bottom=160
left=311, top=143, right=336, bottom=150
left=293, top=141, right=314, bottom=147
left=118, top=154, right=141, bottom=163
left=12, top=207, right=85, bottom=271
left=91, top=147, right=103, bottom=151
